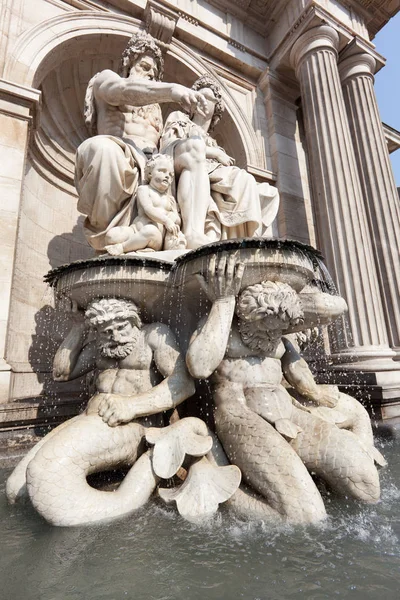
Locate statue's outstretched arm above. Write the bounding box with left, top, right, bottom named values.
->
left=98, top=324, right=195, bottom=426
left=281, top=335, right=337, bottom=407
left=186, top=253, right=244, bottom=379
left=93, top=70, right=207, bottom=114
left=53, top=322, right=96, bottom=382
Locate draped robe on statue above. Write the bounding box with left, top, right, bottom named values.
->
left=75, top=103, right=163, bottom=252
left=160, top=111, right=279, bottom=239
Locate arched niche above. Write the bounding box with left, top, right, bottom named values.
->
left=5, top=12, right=265, bottom=188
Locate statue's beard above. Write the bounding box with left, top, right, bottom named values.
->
left=238, top=321, right=282, bottom=355
left=100, top=340, right=135, bottom=359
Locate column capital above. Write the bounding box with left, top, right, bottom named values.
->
left=290, top=24, right=339, bottom=74
left=339, top=50, right=376, bottom=84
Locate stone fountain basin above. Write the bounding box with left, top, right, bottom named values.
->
left=175, top=239, right=317, bottom=293
left=45, top=239, right=347, bottom=331
left=45, top=255, right=174, bottom=323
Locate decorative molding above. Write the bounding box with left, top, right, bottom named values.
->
left=178, top=11, right=199, bottom=27
left=3, top=12, right=142, bottom=87
left=383, top=123, right=400, bottom=155
left=145, top=1, right=179, bottom=49
left=0, top=79, right=41, bottom=128
left=229, top=39, right=247, bottom=53
left=288, top=6, right=315, bottom=38
left=201, top=0, right=398, bottom=37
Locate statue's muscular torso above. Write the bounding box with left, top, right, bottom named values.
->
left=213, top=323, right=285, bottom=387
left=86, top=329, right=159, bottom=415
left=212, top=324, right=292, bottom=421
left=96, top=99, right=163, bottom=151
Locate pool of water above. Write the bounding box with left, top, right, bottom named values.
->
left=1, top=436, right=399, bottom=600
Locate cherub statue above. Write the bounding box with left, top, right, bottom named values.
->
left=104, top=154, right=186, bottom=255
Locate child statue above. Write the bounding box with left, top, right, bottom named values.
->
left=104, top=154, right=186, bottom=255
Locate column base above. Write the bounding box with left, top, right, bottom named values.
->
left=330, top=345, right=397, bottom=371
left=391, top=347, right=400, bottom=361
left=316, top=366, right=400, bottom=421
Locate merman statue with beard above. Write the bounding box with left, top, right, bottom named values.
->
left=6, top=298, right=196, bottom=525
left=186, top=253, right=384, bottom=525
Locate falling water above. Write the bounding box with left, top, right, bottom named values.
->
left=1, top=433, right=399, bottom=599
left=4, top=239, right=398, bottom=598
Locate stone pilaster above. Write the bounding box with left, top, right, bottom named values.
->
left=290, top=25, right=395, bottom=369
left=339, top=44, right=400, bottom=359
left=0, top=79, right=40, bottom=401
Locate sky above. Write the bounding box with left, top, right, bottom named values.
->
left=374, top=11, right=400, bottom=185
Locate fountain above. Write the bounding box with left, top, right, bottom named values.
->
left=5, top=32, right=387, bottom=531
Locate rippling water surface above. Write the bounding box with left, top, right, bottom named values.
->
left=1, top=436, right=399, bottom=600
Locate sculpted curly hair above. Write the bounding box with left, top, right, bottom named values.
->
left=144, top=153, right=174, bottom=184
left=119, top=30, right=164, bottom=80
left=236, top=281, right=304, bottom=327
left=85, top=298, right=142, bottom=329
left=191, top=75, right=225, bottom=132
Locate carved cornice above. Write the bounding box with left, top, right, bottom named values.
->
left=345, top=0, right=400, bottom=36
left=177, top=11, right=199, bottom=27
left=201, top=0, right=398, bottom=37
left=268, top=4, right=380, bottom=72
left=54, top=0, right=399, bottom=39
left=382, top=123, right=400, bottom=155
left=0, top=79, right=41, bottom=129
left=339, top=36, right=386, bottom=75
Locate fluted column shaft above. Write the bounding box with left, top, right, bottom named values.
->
left=290, top=25, right=394, bottom=367
left=339, top=50, right=400, bottom=357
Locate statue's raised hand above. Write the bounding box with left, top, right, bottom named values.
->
left=196, top=252, right=244, bottom=303
left=171, top=84, right=207, bottom=116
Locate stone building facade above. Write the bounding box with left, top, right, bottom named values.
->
left=1, top=0, right=400, bottom=432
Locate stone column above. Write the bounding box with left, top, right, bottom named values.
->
left=290, top=25, right=395, bottom=369
left=339, top=45, right=400, bottom=359
left=0, top=79, right=40, bottom=401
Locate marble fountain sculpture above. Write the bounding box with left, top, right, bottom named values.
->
left=6, top=32, right=386, bottom=527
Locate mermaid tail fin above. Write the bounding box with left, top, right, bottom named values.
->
left=275, top=418, right=302, bottom=440
left=370, top=446, right=387, bottom=468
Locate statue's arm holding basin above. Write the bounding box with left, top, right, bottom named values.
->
left=53, top=320, right=96, bottom=382
left=186, top=253, right=244, bottom=379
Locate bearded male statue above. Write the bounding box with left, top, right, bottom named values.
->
left=75, top=31, right=207, bottom=252
left=185, top=254, right=384, bottom=524
left=6, top=298, right=195, bottom=525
